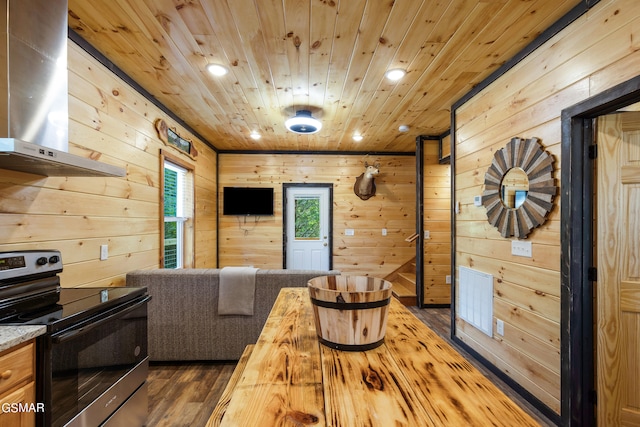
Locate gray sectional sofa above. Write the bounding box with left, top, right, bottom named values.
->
left=126, top=268, right=339, bottom=361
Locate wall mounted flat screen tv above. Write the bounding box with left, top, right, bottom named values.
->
left=223, top=187, right=274, bottom=216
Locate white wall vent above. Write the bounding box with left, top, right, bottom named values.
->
left=458, top=266, right=494, bottom=337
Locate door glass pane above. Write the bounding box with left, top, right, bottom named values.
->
left=295, top=197, right=320, bottom=240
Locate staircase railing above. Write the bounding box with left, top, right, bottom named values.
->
left=404, top=232, right=419, bottom=243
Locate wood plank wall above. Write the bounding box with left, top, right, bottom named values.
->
left=453, top=0, right=640, bottom=413
left=0, top=41, right=218, bottom=287
left=218, top=154, right=416, bottom=277
left=422, top=139, right=451, bottom=305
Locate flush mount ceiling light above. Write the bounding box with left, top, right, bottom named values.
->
left=285, top=110, right=322, bottom=134
left=250, top=131, right=261, bottom=140
left=385, top=68, right=406, bottom=81
left=206, top=63, right=228, bottom=76
left=352, top=134, right=363, bottom=142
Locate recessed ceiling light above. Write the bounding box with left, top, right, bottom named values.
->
left=206, top=63, right=228, bottom=76
left=353, top=134, right=363, bottom=142
left=250, top=131, right=261, bottom=140
left=285, top=110, right=322, bottom=134
left=398, top=125, right=410, bottom=132
left=385, top=68, right=406, bottom=81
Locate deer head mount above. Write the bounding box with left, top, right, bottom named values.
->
left=354, top=162, right=380, bottom=200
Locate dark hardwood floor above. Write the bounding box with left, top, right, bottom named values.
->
left=146, top=361, right=236, bottom=426
left=146, top=306, right=557, bottom=426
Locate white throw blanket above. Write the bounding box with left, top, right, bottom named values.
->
left=218, top=267, right=259, bottom=315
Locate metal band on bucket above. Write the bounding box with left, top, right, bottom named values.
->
left=317, top=336, right=385, bottom=352
left=310, top=297, right=390, bottom=310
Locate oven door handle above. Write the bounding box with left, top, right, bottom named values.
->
left=51, top=296, right=150, bottom=344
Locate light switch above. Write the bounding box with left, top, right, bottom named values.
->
left=511, top=241, right=532, bottom=257
left=100, top=244, right=109, bottom=260
left=345, top=229, right=354, bottom=236
left=496, top=319, right=504, bottom=336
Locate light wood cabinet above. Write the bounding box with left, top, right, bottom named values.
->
left=0, top=340, right=36, bottom=427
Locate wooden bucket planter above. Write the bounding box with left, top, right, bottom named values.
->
left=307, top=275, right=393, bottom=351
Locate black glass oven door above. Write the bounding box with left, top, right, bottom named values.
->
left=42, top=296, right=149, bottom=427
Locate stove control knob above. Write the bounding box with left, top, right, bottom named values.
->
left=49, top=255, right=60, bottom=264
left=36, top=257, right=48, bottom=266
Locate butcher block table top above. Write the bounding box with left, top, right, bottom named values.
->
left=209, top=287, right=540, bottom=427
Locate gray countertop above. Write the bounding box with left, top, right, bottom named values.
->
left=0, top=326, right=46, bottom=353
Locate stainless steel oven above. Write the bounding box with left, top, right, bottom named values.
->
left=0, top=250, right=150, bottom=427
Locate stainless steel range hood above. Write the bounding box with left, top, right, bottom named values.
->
left=0, top=0, right=125, bottom=177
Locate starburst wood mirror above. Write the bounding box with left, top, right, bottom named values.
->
left=481, top=137, right=556, bottom=239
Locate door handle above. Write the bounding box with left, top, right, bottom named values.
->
left=52, top=296, right=150, bottom=344
left=323, top=243, right=328, bottom=247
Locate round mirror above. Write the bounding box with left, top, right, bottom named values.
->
left=500, top=167, right=529, bottom=208
left=481, top=137, right=556, bottom=239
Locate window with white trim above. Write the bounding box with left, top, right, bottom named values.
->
left=163, top=160, right=193, bottom=268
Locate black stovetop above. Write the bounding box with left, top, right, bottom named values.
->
left=0, top=286, right=148, bottom=332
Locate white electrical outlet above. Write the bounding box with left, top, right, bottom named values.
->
left=345, top=229, right=354, bottom=236
left=424, top=230, right=430, bottom=239
left=382, top=228, right=387, bottom=236
left=100, top=244, right=109, bottom=261
left=511, top=240, right=532, bottom=257
left=474, top=195, right=482, bottom=206
left=445, top=275, right=451, bottom=284
left=496, top=319, right=504, bottom=336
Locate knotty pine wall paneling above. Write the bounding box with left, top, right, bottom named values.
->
left=218, top=154, right=416, bottom=278
left=452, top=0, right=640, bottom=414
left=0, top=41, right=218, bottom=288
left=422, top=139, right=451, bottom=306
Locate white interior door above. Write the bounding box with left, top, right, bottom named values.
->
left=285, top=186, right=330, bottom=270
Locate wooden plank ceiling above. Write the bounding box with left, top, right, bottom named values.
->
left=68, top=0, right=581, bottom=153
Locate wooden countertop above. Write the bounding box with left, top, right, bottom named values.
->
left=211, top=287, right=540, bottom=426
